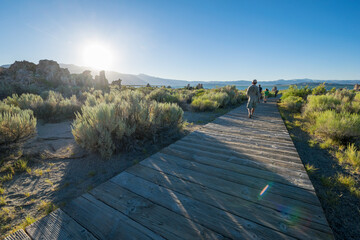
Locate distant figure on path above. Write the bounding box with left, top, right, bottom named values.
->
left=246, top=79, right=261, bottom=118
left=272, top=86, right=278, bottom=97
left=258, top=84, right=263, bottom=99
left=264, top=88, right=269, bottom=103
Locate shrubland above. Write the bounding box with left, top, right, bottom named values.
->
left=72, top=90, right=184, bottom=159
left=0, top=103, right=36, bottom=145
left=279, top=85, right=360, bottom=201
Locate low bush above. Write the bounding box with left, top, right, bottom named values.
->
left=312, top=83, right=327, bottom=95
left=281, top=85, right=312, bottom=100
left=3, top=93, right=43, bottom=111
left=3, top=91, right=81, bottom=122
left=72, top=90, right=183, bottom=159
left=336, top=144, right=360, bottom=171
left=280, top=96, right=304, bottom=112
left=191, top=98, right=219, bottom=111
left=304, top=95, right=341, bottom=117
left=0, top=104, right=36, bottom=145
left=311, top=110, right=360, bottom=142
left=147, top=88, right=178, bottom=103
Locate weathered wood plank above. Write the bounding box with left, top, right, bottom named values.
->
left=204, top=123, right=294, bottom=142
left=197, top=128, right=296, bottom=148
left=205, top=123, right=292, bottom=142
left=4, top=230, right=31, bottom=240
left=194, top=129, right=298, bottom=151
left=161, top=146, right=308, bottom=180
left=217, top=115, right=289, bottom=129
left=111, top=171, right=294, bottom=240
left=139, top=156, right=328, bottom=224
left=126, top=164, right=333, bottom=238
left=160, top=146, right=313, bottom=190
left=169, top=143, right=305, bottom=172
left=63, top=194, right=164, bottom=240
left=187, top=132, right=299, bottom=156
left=151, top=152, right=319, bottom=204
left=212, top=120, right=290, bottom=134
left=26, top=209, right=96, bottom=240
left=176, top=138, right=301, bottom=163
left=89, top=181, right=226, bottom=240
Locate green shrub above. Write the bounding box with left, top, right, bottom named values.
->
left=304, top=95, right=341, bottom=117
left=147, top=88, right=178, bottom=103
left=0, top=105, right=37, bottom=145
left=281, top=85, right=312, bottom=100
left=72, top=90, right=183, bottom=159
left=280, top=96, right=304, bottom=112
left=312, top=83, right=327, bottom=95
left=334, top=89, right=356, bottom=102
left=336, top=144, right=360, bottom=171
left=311, top=110, right=360, bottom=142
left=3, top=91, right=81, bottom=122
left=3, top=94, right=43, bottom=111
left=191, top=98, right=220, bottom=111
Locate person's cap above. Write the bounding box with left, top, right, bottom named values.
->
left=252, top=79, right=257, bottom=84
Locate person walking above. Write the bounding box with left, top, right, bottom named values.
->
left=246, top=79, right=261, bottom=118
left=264, top=88, right=269, bottom=103
left=272, top=86, right=278, bottom=97
left=258, top=84, right=263, bottom=99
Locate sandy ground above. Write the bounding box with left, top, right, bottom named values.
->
left=0, top=107, right=237, bottom=237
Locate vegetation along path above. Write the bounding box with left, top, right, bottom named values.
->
left=6, top=98, right=334, bottom=240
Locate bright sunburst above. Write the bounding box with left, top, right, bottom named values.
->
left=82, top=42, right=113, bottom=70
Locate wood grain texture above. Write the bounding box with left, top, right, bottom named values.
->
left=3, top=230, right=31, bottom=240
left=26, top=209, right=96, bottom=240
left=111, top=171, right=294, bottom=240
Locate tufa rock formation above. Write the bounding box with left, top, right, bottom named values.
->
left=94, top=70, right=109, bottom=89
left=0, top=60, right=109, bottom=90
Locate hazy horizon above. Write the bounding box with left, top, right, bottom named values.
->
left=1, top=0, right=359, bottom=81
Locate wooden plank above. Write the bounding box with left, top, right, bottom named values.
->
left=187, top=132, right=299, bottom=156
left=176, top=138, right=301, bottom=163
left=63, top=194, right=164, bottom=240
left=111, top=171, right=294, bottom=240
left=204, top=123, right=293, bottom=142
left=205, top=123, right=292, bottom=142
left=26, top=209, right=96, bottom=240
left=160, top=146, right=313, bottom=190
left=197, top=127, right=296, bottom=148
left=139, top=156, right=327, bottom=222
left=89, top=181, right=226, bottom=240
left=161, top=146, right=308, bottom=180
left=4, top=230, right=31, bottom=240
left=169, top=143, right=305, bottom=172
left=226, top=113, right=285, bottom=123
left=215, top=115, right=288, bottom=126
left=152, top=152, right=318, bottom=204
left=127, top=164, right=333, bottom=238
left=212, top=119, right=290, bottom=134
left=218, top=115, right=289, bottom=129
left=194, top=129, right=298, bottom=151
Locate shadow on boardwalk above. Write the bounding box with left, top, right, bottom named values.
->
left=7, top=98, right=334, bottom=240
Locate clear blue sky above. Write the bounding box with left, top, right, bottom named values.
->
left=1, top=0, right=359, bottom=81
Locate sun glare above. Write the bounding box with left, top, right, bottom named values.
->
left=82, top=42, right=113, bottom=70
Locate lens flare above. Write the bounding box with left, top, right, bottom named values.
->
left=260, top=184, right=269, bottom=196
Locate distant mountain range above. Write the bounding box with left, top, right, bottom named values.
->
left=2, top=63, right=359, bottom=87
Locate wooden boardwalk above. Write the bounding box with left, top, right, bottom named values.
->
left=6, top=98, right=334, bottom=240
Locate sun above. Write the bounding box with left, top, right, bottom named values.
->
left=82, top=42, right=113, bottom=70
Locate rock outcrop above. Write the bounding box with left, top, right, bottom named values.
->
left=94, top=70, right=108, bottom=89
left=0, top=60, right=109, bottom=91
left=35, top=60, right=71, bottom=85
